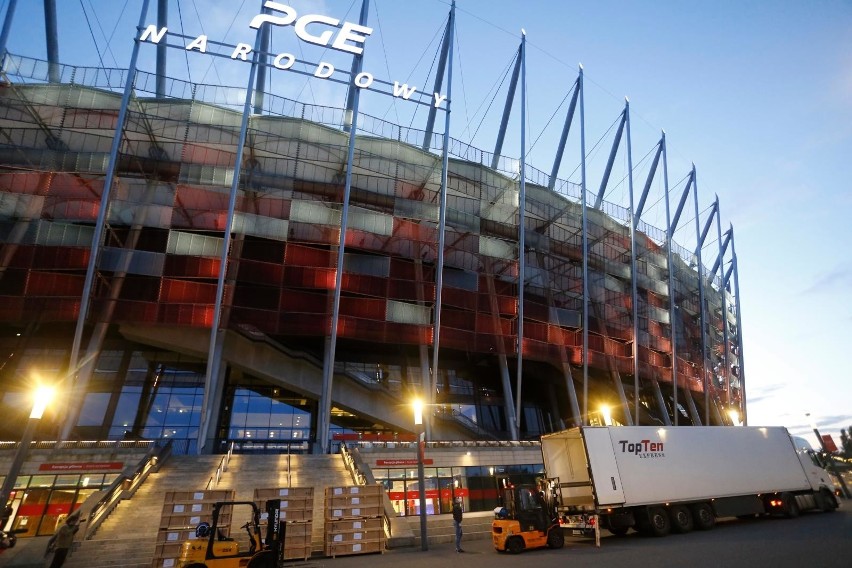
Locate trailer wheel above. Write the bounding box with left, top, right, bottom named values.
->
left=647, top=506, right=671, bottom=537
left=690, top=503, right=715, bottom=531
left=546, top=527, right=565, bottom=549
left=782, top=493, right=800, bottom=518
left=505, top=536, right=525, bottom=554
left=668, top=505, right=694, bottom=534
left=608, top=525, right=629, bottom=536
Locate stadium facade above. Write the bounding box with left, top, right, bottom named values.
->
left=0, top=0, right=744, bottom=457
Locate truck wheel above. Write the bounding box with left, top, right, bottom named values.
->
left=819, top=488, right=838, bottom=512
left=546, top=527, right=565, bottom=549
left=668, top=505, right=694, bottom=534
left=647, top=507, right=671, bottom=537
left=608, top=525, right=629, bottom=536
left=690, top=503, right=715, bottom=531
left=782, top=493, right=800, bottom=518
left=247, top=551, right=277, bottom=568
left=506, top=536, right=525, bottom=554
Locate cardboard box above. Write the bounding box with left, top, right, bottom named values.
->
left=164, top=490, right=234, bottom=503
left=324, top=539, right=384, bottom=557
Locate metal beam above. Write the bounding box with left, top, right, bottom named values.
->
left=491, top=47, right=521, bottom=170
left=730, top=227, right=747, bottom=423
left=156, top=0, right=167, bottom=97
left=63, top=0, right=153, bottom=440
left=515, top=31, right=527, bottom=433
left=342, top=0, right=369, bottom=132
left=710, top=226, right=732, bottom=278
left=319, top=0, right=370, bottom=453
left=422, top=9, right=453, bottom=151
left=579, top=65, right=589, bottom=424
left=634, top=140, right=663, bottom=225
left=0, top=0, right=19, bottom=57
left=662, top=132, right=679, bottom=425
left=253, top=1, right=272, bottom=114
left=593, top=110, right=626, bottom=210
left=691, top=166, right=711, bottom=424
left=698, top=200, right=717, bottom=249
left=198, top=7, right=267, bottom=454
left=715, top=195, right=731, bottom=407
left=44, top=0, right=60, bottom=83
left=428, top=0, right=455, bottom=440
left=669, top=171, right=694, bottom=238
left=625, top=99, right=640, bottom=424
left=548, top=78, right=580, bottom=191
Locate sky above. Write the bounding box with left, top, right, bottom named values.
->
left=1, top=0, right=850, bottom=448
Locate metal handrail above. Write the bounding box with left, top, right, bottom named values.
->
left=83, top=439, right=173, bottom=539
left=206, top=441, right=235, bottom=489
left=340, top=443, right=392, bottom=539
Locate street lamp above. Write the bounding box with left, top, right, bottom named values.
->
left=0, top=386, right=55, bottom=508
left=412, top=398, right=427, bottom=551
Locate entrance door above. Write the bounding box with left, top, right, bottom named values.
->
left=438, top=478, right=454, bottom=514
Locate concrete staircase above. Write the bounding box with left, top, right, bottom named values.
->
left=217, top=453, right=354, bottom=553
left=405, top=511, right=495, bottom=549
left=63, top=453, right=355, bottom=567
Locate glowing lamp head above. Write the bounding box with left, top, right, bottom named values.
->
left=412, top=398, right=423, bottom=426
left=30, top=386, right=55, bottom=419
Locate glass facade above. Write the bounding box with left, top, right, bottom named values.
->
left=1, top=473, right=116, bottom=537
left=374, top=463, right=544, bottom=517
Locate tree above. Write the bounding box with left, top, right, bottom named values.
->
left=841, top=427, right=852, bottom=458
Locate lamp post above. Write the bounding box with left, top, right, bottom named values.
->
left=412, top=398, right=428, bottom=551
left=0, top=386, right=55, bottom=508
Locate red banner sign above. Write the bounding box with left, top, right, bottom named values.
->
left=38, top=462, right=125, bottom=472
left=375, top=458, right=434, bottom=466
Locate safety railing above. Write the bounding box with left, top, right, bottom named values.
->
left=206, top=441, right=235, bottom=489
left=83, top=439, right=173, bottom=539
left=340, top=442, right=392, bottom=539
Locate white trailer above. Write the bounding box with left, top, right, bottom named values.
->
left=540, top=426, right=839, bottom=538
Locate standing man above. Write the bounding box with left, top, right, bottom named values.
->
left=452, top=496, right=464, bottom=553
left=45, top=512, right=80, bottom=568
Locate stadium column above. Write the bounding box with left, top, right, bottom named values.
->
left=62, top=0, right=152, bottom=440
left=667, top=169, right=698, bottom=425
left=317, top=0, right=370, bottom=454
left=714, top=197, right=732, bottom=407
left=729, top=230, right=746, bottom=423
left=661, top=133, right=681, bottom=425
left=428, top=1, right=456, bottom=441
left=579, top=65, right=589, bottom=425
left=633, top=134, right=672, bottom=426
left=546, top=75, right=582, bottom=426
left=515, top=30, right=527, bottom=434
left=691, top=166, right=711, bottom=425
left=198, top=2, right=266, bottom=454
left=625, top=98, right=640, bottom=425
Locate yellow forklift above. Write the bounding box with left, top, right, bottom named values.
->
left=491, top=480, right=565, bottom=553
left=178, top=499, right=284, bottom=568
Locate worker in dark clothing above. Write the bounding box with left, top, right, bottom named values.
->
left=452, top=497, right=464, bottom=552
left=45, top=513, right=80, bottom=568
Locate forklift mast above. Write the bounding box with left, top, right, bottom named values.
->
left=263, top=498, right=284, bottom=561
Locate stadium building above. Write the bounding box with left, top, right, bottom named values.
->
left=0, top=0, right=745, bottom=464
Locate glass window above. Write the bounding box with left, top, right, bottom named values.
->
left=54, top=476, right=80, bottom=488
left=111, top=388, right=141, bottom=431
left=77, top=392, right=111, bottom=427
left=29, top=476, right=56, bottom=488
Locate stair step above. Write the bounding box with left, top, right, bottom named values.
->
left=64, top=453, right=358, bottom=567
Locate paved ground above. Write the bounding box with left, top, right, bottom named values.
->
left=4, top=503, right=851, bottom=567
